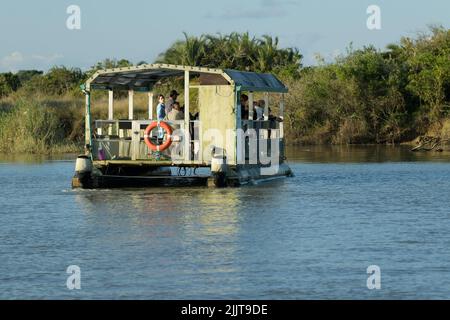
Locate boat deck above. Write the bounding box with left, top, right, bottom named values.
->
left=93, top=160, right=209, bottom=167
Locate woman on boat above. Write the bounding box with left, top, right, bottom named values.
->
left=156, top=94, right=166, bottom=141
left=156, top=94, right=166, bottom=120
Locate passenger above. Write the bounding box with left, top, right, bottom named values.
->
left=156, top=94, right=166, bottom=120
left=268, top=107, right=283, bottom=123
left=250, top=101, right=257, bottom=120
left=166, top=90, right=179, bottom=115
left=254, top=100, right=265, bottom=120
left=167, top=102, right=185, bottom=121
left=190, top=111, right=199, bottom=120
left=268, top=107, right=283, bottom=139
left=156, top=94, right=166, bottom=141
left=240, top=94, right=249, bottom=119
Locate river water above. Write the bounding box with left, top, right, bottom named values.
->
left=1, top=146, right=450, bottom=299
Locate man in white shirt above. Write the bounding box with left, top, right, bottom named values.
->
left=254, top=100, right=265, bottom=120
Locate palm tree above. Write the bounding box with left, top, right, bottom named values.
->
left=182, top=32, right=206, bottom=66
left=156, top=32, right=302, bottom=77
left=255, top=35, right=278, bottom=72
left=227, top=32, right=257, bottom=70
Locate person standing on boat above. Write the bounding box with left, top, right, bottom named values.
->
left=156, top=94, right=166, bottom=120
left=165, top=90, right=179, bottom=115
left=240, top=94, right=249, bottom=119
left=255, top=100, right=265, bottom=120
left=156, top=94, right=166, bottom=141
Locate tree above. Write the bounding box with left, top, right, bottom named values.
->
left=404, top=27, right=450, bottom=123
left=16, top=70, right=43, bottom=84
left=87, top=58, right=133, bottom=78
left=37, top=66, right=85, bottom=95
left=156, top=32, right=302, bottom=77
left=0, top=72, right=20, bottom=97
left=0, top=74, right=12, bottom=97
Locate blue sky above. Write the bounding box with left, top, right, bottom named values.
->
left=0, top=0, right=448, bottom=72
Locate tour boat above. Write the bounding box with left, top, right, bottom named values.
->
left=72, top=64, right=292, bottom=188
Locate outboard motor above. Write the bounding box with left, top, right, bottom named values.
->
left=72, top=155, right=93, bottom=188
left=210, top=147, right=228, bottom=187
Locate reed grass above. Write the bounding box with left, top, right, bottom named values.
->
left=0, top=92, right=178, bottom=154
left=0, top=97, right=82, bottom=154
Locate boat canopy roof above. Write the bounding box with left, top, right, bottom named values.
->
left=86, top=64, right=288, bottom=93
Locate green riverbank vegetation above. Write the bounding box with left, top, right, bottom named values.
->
left=0, top=27, right=449, bottom=154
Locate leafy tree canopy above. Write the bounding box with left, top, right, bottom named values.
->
left=156, top=32, right=303, bottom=78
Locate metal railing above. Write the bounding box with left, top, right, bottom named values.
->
left=91, top=120, right=201, bottom=163
left=91, top=119, right=285, bottom=164
left=240, top=120, right=284, bottom=163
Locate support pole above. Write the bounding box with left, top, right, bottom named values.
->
left=236, top=87, right=243, bottom=164
left=264, top=92, right=269, bottom=121
left=128, top=89, right=134, bottom=120
left=184, top=70, right=190, bottom=161
left=85, top=92, right=92, bottom=148
left=108, top=90, right=114, bottom=136
left=279, top=93, right=284, bottom=138
left=148, top=92, right=153, bottom=119
left=248, top=92, right=254, bottom=126
left=108, top=90, right=114, bottom=120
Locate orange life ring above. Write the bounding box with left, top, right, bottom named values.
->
left=144, top=121, right=173, bottom=152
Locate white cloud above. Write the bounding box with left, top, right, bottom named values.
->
left=260, top=0, right=300, bottom=7
left=31, top=53, right=64, bottom=63
left=0, top=52, right=63, bottom=72
left=220, top=8, right=286, bottom=20
left=1, top=52, right=24, bottom=68
left=291, top=32, right=325, bottom=47
left=205, top=0, right=300, bottom=20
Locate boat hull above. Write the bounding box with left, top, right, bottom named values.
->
left=72, top=162, right=293, bottom=189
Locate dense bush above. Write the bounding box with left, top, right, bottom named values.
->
left=0, top=73, right=20, bottom=97
left=284, top=27, right=449, bottom=144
